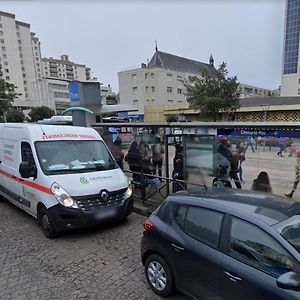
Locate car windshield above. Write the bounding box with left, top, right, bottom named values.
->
left=35, top=140, right=117, bottom=175
left=274, top=215, right=300, bottom=254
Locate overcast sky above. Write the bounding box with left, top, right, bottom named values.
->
left=1, top=0, right=285, bottom=92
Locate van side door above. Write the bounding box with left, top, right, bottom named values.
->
left=18, top=141, right=38, bottom=215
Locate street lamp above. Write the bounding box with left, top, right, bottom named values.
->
left=261, top=104, right=270, bottom=152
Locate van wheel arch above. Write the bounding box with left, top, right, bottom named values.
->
left=37, top=205, right=58, bottom=238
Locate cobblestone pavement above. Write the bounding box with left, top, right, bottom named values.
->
left=0, top=199, right=186, bottom=300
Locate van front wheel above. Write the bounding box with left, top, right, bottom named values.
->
left=38, top=207, right=58, bottom=238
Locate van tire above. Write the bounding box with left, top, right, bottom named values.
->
left=38, top=207, right=58, bottom=238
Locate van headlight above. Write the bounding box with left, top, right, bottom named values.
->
left=51, top=183, right=79, bottom=208
left=125, top=183, right=133, bottom=199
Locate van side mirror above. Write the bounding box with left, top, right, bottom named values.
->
left=19, top=162, right=37, bottom=179
left=277, top=271, right=300, bottom=291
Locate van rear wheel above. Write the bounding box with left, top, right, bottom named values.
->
left=38, top=207, right=58, bottom=238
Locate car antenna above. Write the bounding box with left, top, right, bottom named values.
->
left=39, top=124, right=46, bottom=136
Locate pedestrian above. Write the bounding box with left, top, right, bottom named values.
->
left=229, top=147, right=242, bottom=189
left=140, top=141, right=152, bottom=175
left=151, top=137, right=164, bottom=180
left=110, top=139, right=124, bottom=169
left=172, top=143, right=185, bottom=192
left=252, top=171, right=272, bottom=193
left=236, top=142, right=246, bottom=183
left=125, top=141, right=142, bottom=181
left=245, top=136, right=255, bottom=153
left=285, top=150, right=300, bottom=198
left=277, top=137, right=286, bottom=157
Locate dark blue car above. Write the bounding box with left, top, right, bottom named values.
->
left=141, top=187, right=300, bottom=299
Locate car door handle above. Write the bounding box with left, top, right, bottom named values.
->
left=171, top=243, right=185, bottom=252
left=224, top=271, right=242, bottom=282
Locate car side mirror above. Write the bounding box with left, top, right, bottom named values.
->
left=277, top=271, right=300, bottom=291
left=19, top=162, right=37, bottom=179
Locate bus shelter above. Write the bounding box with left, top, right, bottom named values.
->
left=92, top=122, right=300, bottom=202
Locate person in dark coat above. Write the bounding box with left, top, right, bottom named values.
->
left=125, top=141, right=142, bottom=181
left=110, top=139, right=124, bottom=170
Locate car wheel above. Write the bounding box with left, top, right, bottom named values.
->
left=38, top=207, right=58, bottom=238
left=145, top=254, right=174, bottom=297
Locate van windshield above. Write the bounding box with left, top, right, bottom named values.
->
left=35, top=140, right=118, bottom=175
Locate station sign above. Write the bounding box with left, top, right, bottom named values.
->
left=217, top=129, right=300, bottom=138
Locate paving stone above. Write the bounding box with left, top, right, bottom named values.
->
left=0, top=200, right=185, bottom=299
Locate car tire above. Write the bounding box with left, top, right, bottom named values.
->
left=38, top=207, right=58, bottom=238
left=145, top=254, right=174, bottom=297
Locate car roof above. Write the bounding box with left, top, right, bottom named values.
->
left=168, top=187, right=300, bottom=226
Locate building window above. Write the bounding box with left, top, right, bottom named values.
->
left=22, top=73, right=26, bottom=78
left=151, top=99, right=155, bottom=102
left=1, top=46, right=5, bottom=51
left=145, top=86, right=148, bottom=92
left=5, top=69, right=9, bottom=73
left=177, top=88, right=182, bottom=94
left=4, top=61, right=8, bottom=66
left=0, top=24, right=2, bottom=28
left=150, top=73, right=154, bottom=79
left=23, top=80, right=27, bottom=85
left=2, top=54, right=6, bottom=59
left=178, top=100, right=183, bottom=103
left=298, top=88, right=300, bottom=95
left=18, top=46, right=22, bottom=52
left=151, top=86, right=155, bottom=92
left=54, top=92, right=69, bottom=98
left=145, top=73, right=148, bottom=79
left=21, top=67, right=25, bottom=72
left=132, top=74, right=137, bottom=81
left=17, top=32, right=20, bottom=37
left=5, top=76, right=9, bottom=80
left=132, top=87, right=137, bottom=94
left=168, top=100, right=173, bottom=102
left=20, top=60, right=24, bottom=65
left=18, top=40, right=21, bottom=44
left=0, top=39, right=4, bottom=44
left=20, top=53, right=23, bottom=58
left=167, top=87, right=173, bottom=93
left=167, top=74, right=172, bottom=81
left=146, top=99, right=150, bottom=102
left=0, top=31, right=3, bottom=36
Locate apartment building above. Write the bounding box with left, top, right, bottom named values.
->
left=119, top=50, right=277, bottom=118
left=281, top=0, right=300, bottom=96
left=42, top=55, right=91, bottom=81
left=100, top=84, right=118, bottom=105
left=118, top=50, right=215, bottom=115
left=0, top=11, right=42, bottom=110
left=239, top=83, right=280, bottom=98
left=29, top=55, right=94, bottom=113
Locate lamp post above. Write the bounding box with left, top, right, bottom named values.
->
left=261, top=104, right=270, bottom=152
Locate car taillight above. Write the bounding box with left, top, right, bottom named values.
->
left=143, top=219, right=154, bottom=232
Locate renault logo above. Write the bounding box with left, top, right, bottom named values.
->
left=100, top=191, right=109, bottom=203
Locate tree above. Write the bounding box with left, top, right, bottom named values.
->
left=185, top=62, right=240, bottom=121
left=28, top=106, right=55, bottom=122
left=6, top=109, right=25, bottom=123
left=0, top=79, right=21, bottom=122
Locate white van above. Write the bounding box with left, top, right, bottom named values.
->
left=0, top=123, right=133, bottom=238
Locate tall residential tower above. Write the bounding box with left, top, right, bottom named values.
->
left=281, top=0, right=300, bottom=96
left=0, top=11, right=42, bottom=109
